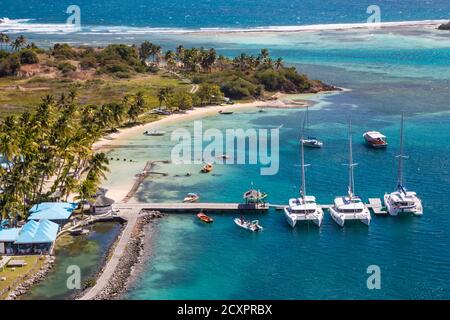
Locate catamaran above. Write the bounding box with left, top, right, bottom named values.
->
left=284, top=129, right=323, bottom=227
left=383, top=114, right=423, bottom=216
left=301, top=106, right=323, bottom=148
left=329, top=121, right=371, bottom=227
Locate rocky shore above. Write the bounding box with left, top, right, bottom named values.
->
left=89, top=210, right=165, bottom=300
left=6, top=256, right=56, bottom=300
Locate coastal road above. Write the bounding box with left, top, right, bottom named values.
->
left=79, top=210, right=138, bottom=300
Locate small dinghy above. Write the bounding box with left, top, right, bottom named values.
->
left=218, top=110, right=234, bottom=115
left=183, top=193, right=199, bottom=203
left=144, top=130, right=166, bottom=136
left=234, top=218, right=263, bottom=232
left=201, top=163, right=213, bottom=173
left=197, top=212, right=213, bottom=223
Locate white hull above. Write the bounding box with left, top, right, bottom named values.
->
left=283, top=207, right=323, bottom=228
left=383, top=194, right=423, bottom=216
left=329, top=206, right=371, bottom=227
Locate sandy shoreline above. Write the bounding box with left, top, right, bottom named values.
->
left=94, top=101, right=264, bottom=152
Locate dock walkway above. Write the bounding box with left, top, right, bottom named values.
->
left=114, top=202, right=269, bottom=214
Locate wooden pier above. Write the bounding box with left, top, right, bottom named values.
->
left=368, top=198, right=388, bottom=215
left=114, top=202, right=269, bottom=214
left=114, top=198, right=388, bottom=215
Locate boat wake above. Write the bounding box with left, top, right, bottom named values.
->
left=1, top=17, right=448, bottom=35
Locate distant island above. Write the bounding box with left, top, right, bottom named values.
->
left=438, top=21, right=450, bottom=30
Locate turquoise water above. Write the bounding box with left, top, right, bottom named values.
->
left=24, top=222, right=122, bottom=300
left=123, top=100, right=450, bottom=299
left=3, top=1, right=450, bottom=299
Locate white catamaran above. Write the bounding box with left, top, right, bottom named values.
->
left=329, top=121, right=371, bottom=227
left=284, top=129, right=324, bottom=227
left=301, top=106, right=323, bottom=148
left=383, top=114, right=423, bottom=216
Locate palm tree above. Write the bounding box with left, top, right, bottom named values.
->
left=0, top=33, right=10, bottom=51
left=164, top=50, right=176, bottom=70
left=11, top=35, right=26, bottom=52
left=275, top=57, right=283, bottom=69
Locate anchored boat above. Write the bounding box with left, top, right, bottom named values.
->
left=363, top=131, right=388, bottom=148
left=201, top=163, right=213, bottom=173
left=301, top=106, right=323, bottom=148
left=144, top=130, right=166, bottom=136
left=234, top=218, right=263, bottom=232
left=218, top=110, right=234, bottom=115
left=183, top=193, right=200, bottom=203
left=329, top=121, right=371, bottom=227
left=383, top=114, right=423, bottom=216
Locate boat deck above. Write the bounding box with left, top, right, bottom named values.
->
left=271, top=198, right=388, bottom=214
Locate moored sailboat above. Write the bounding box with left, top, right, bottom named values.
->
left=329, top=121, right=371, bottom=227
left=301, top=106, right=323, bottom=148
left=383, top=114, right=423, bottom=216
left=284, top=125, right=323, bottom=227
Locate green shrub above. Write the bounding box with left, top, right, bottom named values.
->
left=52, top=43, right=77, bottom=59
left=0, top=54, right=21, bottom=76
left=20, top=49, right=39, bottom=64
left=57, top=61, right=77, bottom=74
left=221, top=77, right=258, bottom=99
left=80, top=56, right=97, bottom=69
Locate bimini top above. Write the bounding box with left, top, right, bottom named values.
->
left=363, top=131, right=386, bottom=139
left=15, top=220, right=59, bottom=244
left=29, top=202, right=77, bottom=214
left=0, top=228, right=21, bottom=242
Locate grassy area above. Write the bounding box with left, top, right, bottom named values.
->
left=0, top=255, right=46, bottom=300
left=0, top=72, right=190, bottom=117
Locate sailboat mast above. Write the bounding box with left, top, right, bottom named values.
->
left=397, top=113, right=405, bottom=188
left=301, top=132, right=306, bottom=199
left=348, top=120, right=355, bottom=198
left=305, top=106, right=309, bottom=131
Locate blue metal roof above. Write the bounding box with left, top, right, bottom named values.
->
left=15, top=220, right=59, bottom=244
left=0, top=228, right=21, bottom=242
left=29, top=202, right=77, bottom=214
left=28, top=207, right=73, bottom=221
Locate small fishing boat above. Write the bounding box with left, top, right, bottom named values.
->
left=218, top=110, right=234, bottom=115
left=301, top=137, right=323, bottom=148
left=234, top=218, right=263, bottom=232
left=217, top=154, right=230, bottom=160
left=201, top=163, right=213, bottom=173
left=363, top=131, right=388, bottom=148
left=183, top=193, right=199, bottom=203
left=197, top=212, right=213, bottom=223
left=144, top=130, right=166, bottom=136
